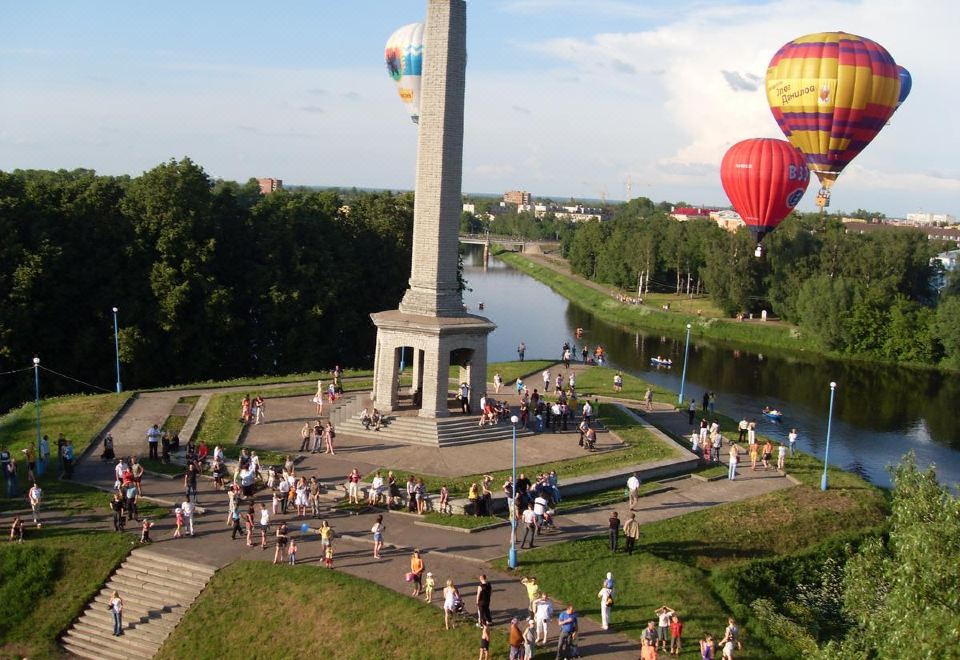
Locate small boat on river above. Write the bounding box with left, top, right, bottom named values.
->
left=762, top=407, right=783, bottom=421
left=650, top=356, right=673, bottom=367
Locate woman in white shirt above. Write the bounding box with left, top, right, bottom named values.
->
left=597, top=583, right=614, bottom=630
left=109, top=591, right=123, bottom=636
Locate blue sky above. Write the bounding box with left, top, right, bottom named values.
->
left=1, top=0, right=957, bottom=217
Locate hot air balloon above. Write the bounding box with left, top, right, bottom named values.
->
left=385, top=23, right=424, bottom=124
left=720, top=138, right=810, bottom=256
left=896, top=65, right=912, bottom=110
left=765, top=32, right=901, bottom=208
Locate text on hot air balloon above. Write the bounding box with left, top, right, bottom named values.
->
left=788, top=164, right=809, bottom=181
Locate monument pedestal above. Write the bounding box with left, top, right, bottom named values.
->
left=371, top=310, right=494, bottom=417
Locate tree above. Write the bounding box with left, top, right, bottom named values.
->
left=794, top=275, right=854, bottom=350
left=819, top=454, right=960, bottom=659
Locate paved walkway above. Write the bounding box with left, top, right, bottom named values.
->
left=54, top=366, right=794, bottom=659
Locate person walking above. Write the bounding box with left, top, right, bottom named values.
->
left=181, top=498, right=195, bottom=537
left=259, top=503, right=270, bottom=549
left=479, top=623, right=491, bottom=660
left=644, top=387, right=653, bottom=410
left=476, top=574, right=493, bottom=627
left=28, top=482, right=42, bottom=525
left=110, top=492, right=125, bottom=532
left=720, top=618, right=742, bottom=659
left=520, top=504, right=537, bottom=549
left=109, top=591, right=124, bottom=636
left=627, top=472, right=641, bottom=510
left=443, top=579, right=461, bottom=630
left=183, top=463, right=199, bottom=504
left=371, top=514, right=385, bottom=559
left=556, top=604, right=578, bottom=659
left=273, top=522, right=288, bottom=564
left=624, top=512, right=641, bottom=555
left=598, top=581, right=614, bottom=630
left=608, top=511, right=621, bottom=552
left=517, top=342, right=525, bottom=361
left=777, top=443, right=787, bottom=472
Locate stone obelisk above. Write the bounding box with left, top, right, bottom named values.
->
left=370, top=0, right=494, bottom=419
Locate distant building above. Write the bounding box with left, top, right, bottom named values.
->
left=462, top=203, right=476, bottom=214
left=931, top=249, right=960, bottom=291
left=844, top=221, right=960, bottom=247
left=710, top=210, right=746, bottom=233
left=503, top=190, right=532, bottom=206
left=671, top=206, right=716, bottom=222
left=905, top=212, right=957, bottom=226
left=257, top=178, right=283, bottom=195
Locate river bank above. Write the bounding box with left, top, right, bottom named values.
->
left=496, top=249, right=955, bottom=375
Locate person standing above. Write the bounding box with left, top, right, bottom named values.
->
left=687, top=400, right=697, bottom=425
left=183, top=463, right=199, bottom=504
left=259, top=503, right=270, bottom=549
left=520, top=504, right=537, bottom=549
left=608, top=511, right=621, bottom=552
left=543, top=369, right=551, bottom=392
left=493, top=372, right=503, bottom=394
left=627, top=472, right=641, bottom=510
left=700, top=633, right=716, bottom=660
left=146, top=424, right=160, bottom=460
left=62, top=441, right=75, bottom=478
left=533, top=592, right=553, bottom=645
left=109, top=591, right=124, bottom=636
left=110, top=492, right=125, bottom=532
left=273, top=522, right=288, bottom=565
left=777, top=443, right=787, bottom=472
left=508, top=618, right=523, bottom=657
left=443, top=579, right=461, bottom=630
left=556, top=604, right=578, bottom=659
left=670, top=614, right=684, bottom=656
left=299, top=422, right=311, bottom=452
left=644, top=388, right=653, bottom=410
left=728, top=442, right=740, bottom=481
left=39, top=435, right=50, bottom=470
left=517, top=342, right=525, bottom=361
left=523, top=619, right=537, bottom=660
left=323, top=421, right=336, bottom=455
left=737, top=418, right=748, bottom=443
left=476, top=574, right=493, bottom=626
left=4, top=456, right=17, bottom=497
left=9, top=515, right=24, bottom=542
left=598, top=581, right=614, bottom=631
left=371, top=514, right=385, bottom=559
left=410, top=549, right=425, bottom=597
left=788, top=428, right=798, bottom=456
left=656, top=606, right=675, bottom=652
left=623, top=513, right=641, bottom=555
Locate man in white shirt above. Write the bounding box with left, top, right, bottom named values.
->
left=788, top=428, right=798, bottom=456
left=368, top=472, right=385, bottom=506
left=28, top=483, right=42, bottom=524
left=533, top=493, right=549, bottom=530
left=114, top=458, right=128, bottom=485
left=542, top=369, right=551, bottom=392
left=180, top=499, right=195, bottom=537
left=520, top=505, right=537, bottom=548
left=581, top=401, right=592, bottom=422
left=146, top=424, right=161, bottom=460
left=626, top=472, right=641, bottom=510
left=533, top=593, right=553, bottom=644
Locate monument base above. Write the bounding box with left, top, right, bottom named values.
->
left=370, top=309, right=495, bottom=417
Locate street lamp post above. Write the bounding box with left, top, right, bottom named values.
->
left=508, top=414, right=519, bottom=569
left=112, top=307, right=122, bottom=392
left=677, top=323, right=693, bottom=405
left=33, top=357, right=43, bottom=477
left=821, top=382, right=838, bottom=491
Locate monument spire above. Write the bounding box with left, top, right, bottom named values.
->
left=398, top=0, right=467, bottom=317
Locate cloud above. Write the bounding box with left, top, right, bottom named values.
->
left=300, top=105, right=325, bottom=114
left=611, top=59, right=637, bottom=75
left=306, top=88, right=327, bottom=95
left=342, top=91, right=362, bottom=101
left=511, top=105, right=531, bottom=114
left=721, top=70, right=762, bottom=92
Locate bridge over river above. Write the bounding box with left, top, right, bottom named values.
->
left=458, top=233, right=560, bottom=255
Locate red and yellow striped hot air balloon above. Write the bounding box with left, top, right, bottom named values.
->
left=766, top=32, right=901, bottom=208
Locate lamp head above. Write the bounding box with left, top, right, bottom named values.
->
left=510, top=415, right=519, bottom=425
left=686, top=323, right=692, bottom=330
left=32, top=357, right=40, bottom=365
left=112, top=306, right=118, bottom=313
left=829, top=381, right=837, bottom=390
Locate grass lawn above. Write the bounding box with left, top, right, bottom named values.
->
left=156, top=561, right=509, bottom=659
left=0, top=478, right=164, bottom=518
left=574, top=366, right=676, bottom=408
left=0, top=391, right=133, bottom=510
left=370, top=404, right=679, bottom=499
left=420, top=512, right=506, bottom=529
left=142, top=369, right=374, bottom=392
left=0, top=527, right=133, bottom=659
left=484, top=360, right=556, bottom=385
left=497, top=251, right=819, bottom=355
left=492, top=451, right=888, bottom=658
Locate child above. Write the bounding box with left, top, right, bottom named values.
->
left=173, top=508, right=183, bottom=539
left=478, top=623, right=490, bottom=660
left=272, top=490, right=281, bottom=515
left=670, top=614, right=684, bottom=656
left=423, top=572, right=436, bottom=603
left=777, top=443, right=787, bottom=471
left=324, top=542, right=334, bottom=569
left=439, top=485, right=450, bottom=515
left=288, top=538, right=298, bottom=566
left=140, top=518, right=153, bottom=543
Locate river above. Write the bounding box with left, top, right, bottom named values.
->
left=461, top=245, right=960, bottom=489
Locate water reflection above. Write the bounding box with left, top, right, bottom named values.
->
left=461, top=245, right=960, bottom=488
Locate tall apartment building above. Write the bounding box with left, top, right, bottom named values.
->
left=503, top=190, right=532, bottom=206
left=257, top=178, right=283, bottom=195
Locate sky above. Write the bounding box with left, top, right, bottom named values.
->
left=1, top=0, right=957, bottom=217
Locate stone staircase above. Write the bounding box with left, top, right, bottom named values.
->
left=337, top=412, right=537, bottom=447
left=61, top=548, right=217, bottom=660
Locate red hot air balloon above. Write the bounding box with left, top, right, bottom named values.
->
left=720, top=138, right=810, bottom=256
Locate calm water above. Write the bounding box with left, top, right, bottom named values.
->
left=461, top=245, right=960, bottom=489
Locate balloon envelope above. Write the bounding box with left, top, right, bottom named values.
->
left=720, top=138, right=810, bottom=243
left=766, top=32, right=900, bottom=188
left=385, top=22, right=424, bottom=124
left=896, top=65, right=912, bottom=109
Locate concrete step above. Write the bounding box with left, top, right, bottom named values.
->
left=113, top=565, right=207, bottom=596
left=66, top=623, right=160, bottom=656
left=131, top=548, right=217, bottom=576
left=123, top=554, right=216, bottom=584
left=62, top=635, right=131, bottom=660
left=120, top=560, right=211, bottom=590
left=83, top=604, right=180, bottom=634
left=105, top=577, right=196, bottom=605
left=92, top=591, right=184, bottom=621
left=73, top=614, right=169, bottom=649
